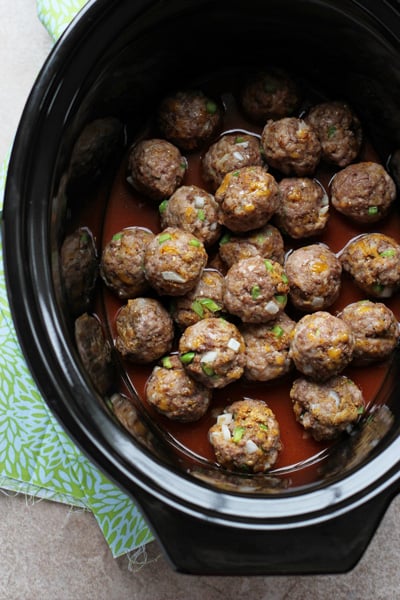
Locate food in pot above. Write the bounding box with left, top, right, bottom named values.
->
left=218, top=223, right=285, bottom=268
left=144, top=227, right=207, bottom=296
left=289, top=311, right=354, bottom=381
left=74, top=313, right=115, bottom=395
left=304, top=101, right=362, bottom=167
left=338, top=300, right=400, bottom=364
left=285, top=243, right=342, bottom=312
left=159, top=184, right=221, bottom=247
left=201, top=132, right=264, bottom=191
left=290, top=375, right=365, bottom=441
left=157, top=89, right=223, bottom=151
left=110, top=393, right=155, bottom=451
left=240, top=312, right=295, bottom=381
left=215, top=165, right=280, bottom=232
left=127, top=138, right=187, bottom=201
left=239, top=68, right=301, bottom=123
left=261, top=117, right=321, bottom=176
left=178, top=317, right=246, bottom=389
left=115, top=297, right=174, bottom=363
left=145, top=354, right=211, bottom=421
left=208, top=399, right=282, bottom=472
left=223, top=256, right=289, bottom=323
left=339, top=233, right=400, bottom=298
left=100, top=226, right=154, bottom=299
left=330, top=161, right=396, bottom=223
left=170, top=268, right=225, bottom=330
left=274, top=177, right=329, bottom=238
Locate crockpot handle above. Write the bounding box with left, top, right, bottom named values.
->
left=134, top=484, right=398, bottom=575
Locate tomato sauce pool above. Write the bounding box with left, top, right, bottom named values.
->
left=84, top=88, right=400, bottom=488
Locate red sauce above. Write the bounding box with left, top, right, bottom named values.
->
left=84, top=89, right=399, bottom=488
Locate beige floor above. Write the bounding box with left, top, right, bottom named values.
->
left=1, top=1, right=400, bottom=598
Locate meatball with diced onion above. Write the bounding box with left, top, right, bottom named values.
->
left=144, top=227, right=207, bottom=296
left=178, top=318, right=246, bottom=389
left=290, top=375, right=365, bottom=441
left=208, top=398, right=282, bottom=472
left=218, top=223, right=285, bottom=268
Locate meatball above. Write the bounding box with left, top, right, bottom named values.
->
left=115, top=297, right=174, bottom=363
left=159, top=185, right=221, bottom=246
left=330, top=161, right=396, bottom=223
left=127, top=138, right=186, bottom=201
left=215, top=165, right=280, bottom=232
left=285, top=244, right=342, bottom=312
left=171, top=268, right=225, bottom=330
left=261, top=117, right=321, bottom=176
left=60, top=227, right=98, bottom=316
left=218, top=223, right=285, bottom=268
left=240, top=312, right=296, bottom=381
left=208, top=399, right=282, bottom=472
left=239, top=69, right=301, bottom=123
left=100, top=227, right=154, bottom=299
left=110, top=393, right=153, bottom=450
left=339, top=233, right=400, bottom=298
left=74, top=313, right=114, bottom=395
left=338, top=300, right=399, bottom=364
left=223, top=256, right=289, bottom=323
left=178, top=318, right=245, bottom=389
left=157, top=89, right=223, bottom=151
left=145, top=355, right=211, bottom=422
left=290, top=375, right=364, bottom=441
left=305, top=101, right=362, bottom=167
left=289, top=311, right=354, bottom=381
left=144, top=227, right=207, bottom=296
left=274, top=177, right=329, bottom=238
left=201, top=133, right=263, bottom=191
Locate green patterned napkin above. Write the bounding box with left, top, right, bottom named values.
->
left=0, top=0, right=154, bottom=558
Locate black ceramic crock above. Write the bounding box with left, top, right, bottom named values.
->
left=3, top=0, right=400, bottom=575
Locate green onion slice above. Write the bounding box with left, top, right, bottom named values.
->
left=274, top=294, right=287, bottom=304
left=264, top=259, right=274, bottom=272
left=197, top=209, right=206, bottom=222
left=206, top=100, right=217, bottom=114
left=368, top=206, right=378, bottom=215
left=201, top=363, right=215, bottom=377
left=251, top=285, right=261, bottom=300
left=259, top=423, right=269, bottom=431
left=380, top=249, right=396, bottom=258
left=271, top=325, right=284, bottom=338
left=189, top=238, right=201, bottom=247
left=232, top=426, right=245, bottom=443
left=219, top=232, right=231, bottom=245
left=158, top=232, right=172, bottom=243
left=327, top=125, right=337, bottom=138
left=180, top=352, right=196, bottom=364
left=112, top=232, right=123, bottom=242
left=159, top=199, right=169, bottom=214
left=161, top=356, right=173, bottom=369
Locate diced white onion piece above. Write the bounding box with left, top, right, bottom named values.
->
left=209, top=431, right=221, bottom=443
left=210, top=222, right=218, bottom=231
left=200, top=350, right=218, bottom=363
left=221, top=424, right=232, bottom=441
left=265, top=301, right=280, bottom=315
left=311, top=296, right=325, bottom=308
left=319, top=204, right=329, bottom=216
left=328, top=390, right=341, bottom=408
left=233, top=151, right=244, bottom=161
left=227, top=337, right=241, bottom=352
left=217, top=412, right=233, bottom=426
left=236, top=141, right=249, bottom=148
left=321, top=192, right=329, bottom=206
left=126, top=176, right=134, bottom=186
left=194, top=195, right=205, bottom=208
left=245, top=439, right=259, bottom=453
left=161, top=271, right=187, bottom=282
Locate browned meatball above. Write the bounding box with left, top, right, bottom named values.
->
left=239, top=69, right=301, bottom=123
left=274, top=177, right=329, bottom=238
left=215, top=166, right=280, bottom=232
left=157, top=89, right=223, bottom=151
left=224, top=256, right=289, bottom=323
left=338, top=300, right=399, bottom=364
left=285, top=244, right=342, bottom=312
left=178, top=318, right=245, bottom=388
left=110, top=393, right=154, bottom=450
left=171, top=269, right=225, bottom=330
left=339, top=233, right=400, bottom=298
left=201, top=133, right=263, bottom=191
left=144, top=227, right=208, bottom=296
left=261, top=117, right=321, bottom=176
left=208, top=399, right=282, bottom=472
left=74, top=313, right=114, bottom=395
left=305, top=101, right=362, bottom=167
left=127, top=138, right=187, bottom=201
left=159, top=185, right=221, bottom=247
left=115, top=298, right=174, bottom=363
left=100, top=227, right=154, bottom=299
left=240, top=312, right=296, bottom=381
left=289, top=311, right=354, bottom=381
left=330, top=162, right=396, bottom=223
left=60, top=227, right=98, bottom=316
left=218, top=223, right=285, bottom=268
left=290, top=375, right=364, bottom=441
left=145, top=355, right=211, bottom=422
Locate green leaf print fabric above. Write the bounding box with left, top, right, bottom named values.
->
left=0, top=0, right=154, bottom=558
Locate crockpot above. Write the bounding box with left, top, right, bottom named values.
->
left=3, top=0, right=400, bottom=575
